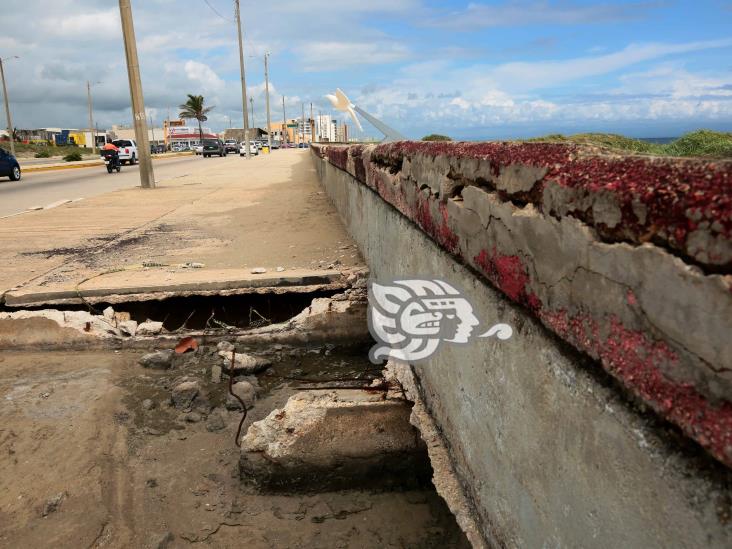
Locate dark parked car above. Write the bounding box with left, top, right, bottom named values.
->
left=202, top=139, right=226, bottom=157
left=150, top=144, right=166, bottom=154
left=0, top=147, right=21, bottom=181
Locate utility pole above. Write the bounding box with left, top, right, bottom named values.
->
left=301, top=102, right=305, bottom=145
left=249, top=97, right=254, bottom=129
left=282, top=95, right=287, bottom=146
left=0, top=56, right=18, bottom=157
left=87, top=81, right=96, bottom=154
left=118, top=0, right=155, bottom=188
left=235, top=0, right=250, bottom=159
left=310, top=102, right=314, bottom=143
left=264, top=53, right=272, bottom=152
left=149, top=113, right=156, bottom=148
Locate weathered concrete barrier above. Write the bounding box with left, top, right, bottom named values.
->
left=312, top=142, right=732, bottom=547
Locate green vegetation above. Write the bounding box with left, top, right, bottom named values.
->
left=526, top=129, right=732, bottom=158
left=0, top=142, right=92, bottom=158
left=179, top=94, right=214, bottom=147
left=63, top=152, right=83, bottom=162
left=34, top=150, right=52, bottom=158
left=422, top=134, right=452, bottom=142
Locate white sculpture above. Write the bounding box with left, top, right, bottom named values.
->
left=325, top=88, right=363, bottom=132
left=325, top=88, right=405, bottom=142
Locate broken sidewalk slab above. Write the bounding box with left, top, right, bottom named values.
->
left=0, top=310, right=122, bottom=345
left=3, top=269, right=346, bottom=308
left=239, top=389, right=431, bottom=491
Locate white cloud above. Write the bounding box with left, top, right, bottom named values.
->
left=299, top=41, right=411, bottom=71
left=40, top=10, right=121, bottom=39
left=428, top=1, right=663, bottom=30
left=183, top=61, right=225, bottom=92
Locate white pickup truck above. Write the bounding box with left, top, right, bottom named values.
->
left=111, top=139, right=139, bottom=165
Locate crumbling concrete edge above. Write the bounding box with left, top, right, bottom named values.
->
left=313, top=143, right=732, bottom=470
left=386, top=360, right=488, bottom=549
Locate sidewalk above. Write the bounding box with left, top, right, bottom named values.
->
left=0, top=150, right=364, bottom=307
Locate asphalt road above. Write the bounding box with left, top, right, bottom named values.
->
left=0, top=155, right=205, bottom=218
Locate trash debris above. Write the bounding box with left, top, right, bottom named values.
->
left=174, top=336, right=199, bottom=354
left=276, top=266, right=285, bottom=272
left=251, top=267, right=267, bottom=274
left=180, top=262, right=205, bottom=269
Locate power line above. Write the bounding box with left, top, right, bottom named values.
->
left=203, top=0, right=233, bottom=22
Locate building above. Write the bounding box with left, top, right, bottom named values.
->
left=158, top=120, right=216, bottom=149
left=315, top=115, right=337, bottom=142
left=269, top=118, right=314, bottom=145
left=111, top=125, right=165, bottom=147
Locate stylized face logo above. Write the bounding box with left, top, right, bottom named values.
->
left=368, top=279, right=512, bottom=363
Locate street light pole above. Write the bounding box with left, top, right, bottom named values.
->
left=235, top=0, right=250, bottom=159
left=0, top=56, right=18, bottom=157
left=118, top=0, right=155, bottom=189
left=264, top=53, right=273, bottom=152
left=87, top=81, right=101, bottom=154
left=282, top=95, right=287, bottom=146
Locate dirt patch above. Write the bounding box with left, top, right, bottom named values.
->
left=0, top=345, right=469, bottom=548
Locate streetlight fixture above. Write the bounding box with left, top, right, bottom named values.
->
left=0, top=55, right=20, bottom=156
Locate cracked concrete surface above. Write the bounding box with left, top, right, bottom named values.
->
left=314, top=144, right=732, bottom=547
left=314, top=142, right=732, bottom=470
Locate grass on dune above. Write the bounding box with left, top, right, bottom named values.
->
left=525, top=129, right=732, bottom=158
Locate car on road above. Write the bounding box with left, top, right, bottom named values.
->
left=271, top=140, right=280, bottom=150
left=239, top=141, right=259, bottom=156
left=224, top=140, right=239, bottom=154
left=0, top=147, right=21, bottom=181
left=150, top=144, right=166, bottom=154
left=111, top=139, right=139, bottom=165
left=202, top=139, right=226, bottom=157
left=298, top=142, right=308, bottom=148
left=194, top=144, right=203, bottom=155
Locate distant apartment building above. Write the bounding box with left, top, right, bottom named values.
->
left=315, top=115, right=337, bottom=142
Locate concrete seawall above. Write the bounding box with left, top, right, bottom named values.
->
left=312, top=143, right=732, bottom=547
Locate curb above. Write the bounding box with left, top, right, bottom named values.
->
left=22, top=151, right=195, bottom=173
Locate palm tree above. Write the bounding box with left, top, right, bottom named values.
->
left=178, top=94, right=214, bottom=148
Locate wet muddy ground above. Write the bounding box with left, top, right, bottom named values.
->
left=0, top=344, right=469, bottom=548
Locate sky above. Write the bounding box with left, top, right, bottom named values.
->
left=1, top=0, right=731, bottom=140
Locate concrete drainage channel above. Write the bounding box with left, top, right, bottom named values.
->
left=0, top=276, right=472, bottom=547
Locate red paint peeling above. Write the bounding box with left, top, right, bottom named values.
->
left=370, top=141, right=732, bottom=269
left=474, top=248, right=534, bottom=305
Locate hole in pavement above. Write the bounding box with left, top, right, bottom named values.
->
left=4, top=289, right=342, bottom=331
